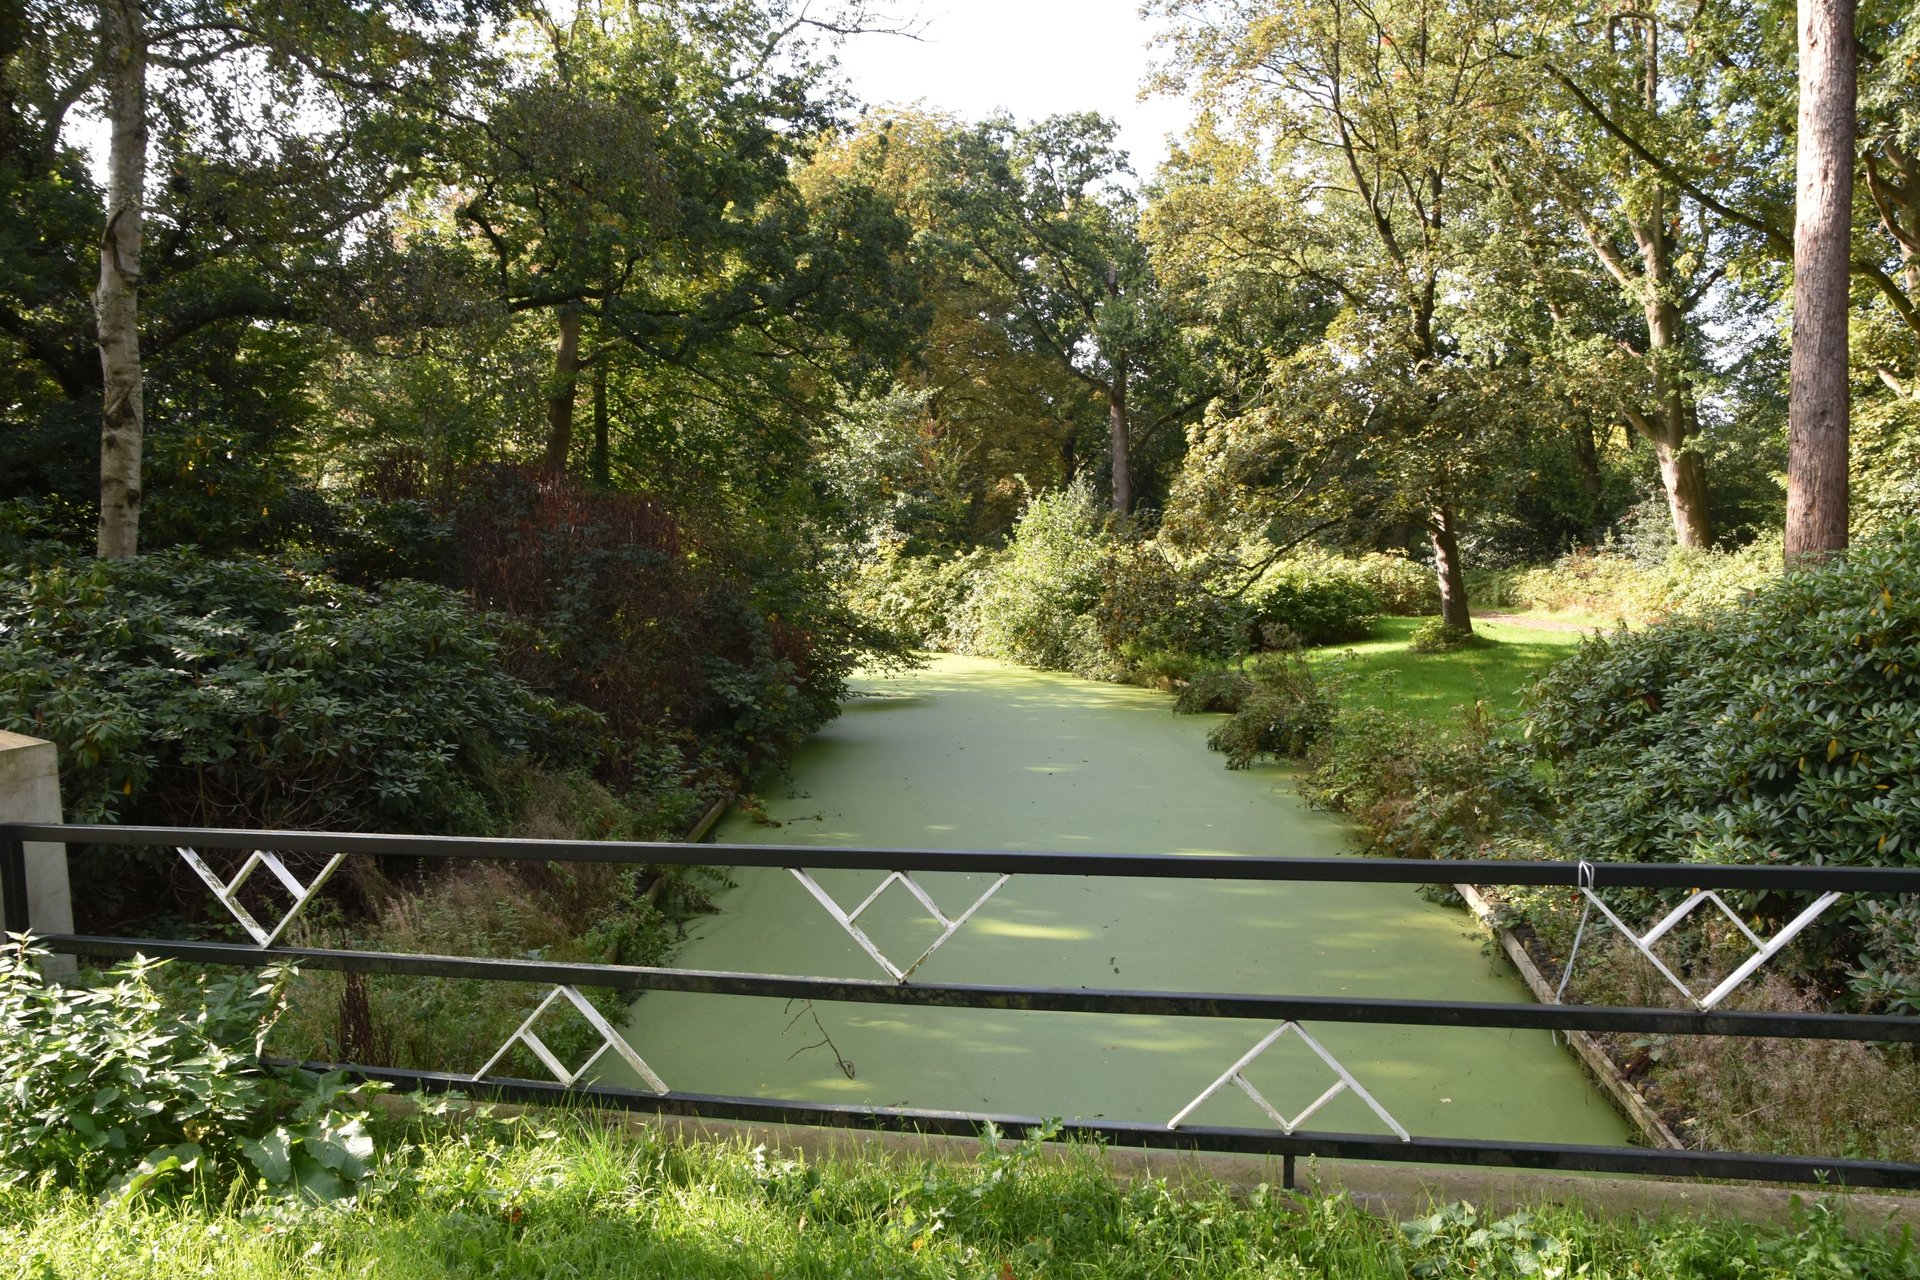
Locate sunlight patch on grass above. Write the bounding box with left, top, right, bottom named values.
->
left=1307, top=617, right=1585, bottom=732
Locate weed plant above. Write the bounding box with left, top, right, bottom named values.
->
left=0, top=940, right=383, bottom=1203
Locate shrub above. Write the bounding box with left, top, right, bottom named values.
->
left=0, top=938, right=383, bottom=1202
left=1122, top=647, right=1204, bottom=689
left=1523, top=526, right=1920, bottom=1007
left=1093, top=544, right=1248, bottom=661
left=1242, top=564, right=1379, bottom=646
left=0, top=549, right=576, bottom=834
left=1205, top=651, right=1337, bottom=768
left=452, top=466, right=857, bottom=780
left=1172, top=666, right=1254, bottom=715
left=845, top=543, right=994, bottom=652
left=324, top=496, right=457, bottom=587
left=1301, top=703, right=1546, bottom=861
left=271, top=855, right=702, bottom=1075
left=1350, top=551, right=1442, bottom=615
left=1407, top=619, right=1477, bottom=653
left=968, top=480, right=1117, bottom=678
left=1488, top=537, right=1778, bottom=624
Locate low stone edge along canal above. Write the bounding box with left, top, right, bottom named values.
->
left=607, top=654, right=1631, bottom=1149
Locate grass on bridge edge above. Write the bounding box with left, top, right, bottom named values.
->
left=5, top=1107, right=1917, bottom=1279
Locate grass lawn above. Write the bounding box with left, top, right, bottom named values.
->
left=1307, top=617, right=1588, bottom=732
left=3, top=1114, right=1914, bottom=1280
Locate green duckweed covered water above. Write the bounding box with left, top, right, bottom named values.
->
left=609, top=654, right=1630, bottom=1147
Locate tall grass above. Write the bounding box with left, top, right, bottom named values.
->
left=3, top=1113, right=1915, bottom=1279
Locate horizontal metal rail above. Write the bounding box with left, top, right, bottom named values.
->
left=12, top=821, right=1920, bottom=892
left=50, top=934, right=1920, bottom=1044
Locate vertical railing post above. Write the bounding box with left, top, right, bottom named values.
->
left=0, top=824, right=26, bottom=934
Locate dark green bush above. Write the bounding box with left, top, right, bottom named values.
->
left=0, top=939, right=383, bottom=1202
left=1523, top=527, right=1920, bottom=1007
left=1244, top=567, right=1379, bottom=646
left=0, top=549, right=577, bottom=832
left=324, top=497, right=457, bottom=587
left=1172, top=666, right=1254, bottom=715
left=451, top=467, right=860, bottom=782
left=1301, top=703, right=1546, bottom=861
left=1205, top=651, right=1337, bottom=768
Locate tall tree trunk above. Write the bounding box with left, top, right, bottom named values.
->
left=590, top=363, right=609, bottom=488
left=94, top=0, right=147, bottom=560
left=1786, top=0, right=1856, bottom=564
left=1107, top=368, right=1131, bottom=517
left=1568, top=417, right=1606, bottom=541
left=542, top=303, right=583, bottom=478
left=1608, top=18, right=1714, bottom=551
left=1427, top=503, right=1472, bottom=632
left=1652, top=433, right=1713, bottom=549
left=1640, top=303, right=1714, bottom=549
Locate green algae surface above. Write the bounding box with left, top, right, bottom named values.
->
left=609, top=654, right=1630, bottom=1147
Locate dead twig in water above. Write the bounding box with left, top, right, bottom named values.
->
left=783, top=998, right=856, bottom=1079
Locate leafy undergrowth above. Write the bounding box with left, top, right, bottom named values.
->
left=4, top=1111, right=1918, bottom=1280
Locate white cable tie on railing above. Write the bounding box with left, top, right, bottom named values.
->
left=1554, top=861, right=1597, bottom=1005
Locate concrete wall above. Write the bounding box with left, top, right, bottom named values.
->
left=0, top=731, right=74, bottom=973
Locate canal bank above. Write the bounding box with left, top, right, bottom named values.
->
left=608, top=654, right=1631, bottom=1149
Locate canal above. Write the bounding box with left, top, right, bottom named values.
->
left=607, top=654, right=1631, bottom=1147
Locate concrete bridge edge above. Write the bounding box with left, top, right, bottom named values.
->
left=0, top=730, right=75, bottom=977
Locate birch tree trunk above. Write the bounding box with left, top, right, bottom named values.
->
left=95, top=0, right=148, bottom=560
left=1785, top=0, right=1856, bottom=563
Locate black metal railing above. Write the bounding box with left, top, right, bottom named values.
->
left=6, top=821, right=1919, bottom=1190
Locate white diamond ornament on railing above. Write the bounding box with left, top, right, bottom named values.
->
left=788, top=868, right=1010, bottom=982
left=1564, top=861, right=1843, bottom=1012
left=1169, top=1022, right=1410, bottom=1141
left=177, top=846, right=345, bottom=947
left=473, top=985, right=667, bottom=1093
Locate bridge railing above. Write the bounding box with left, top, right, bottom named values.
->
left=6, top=821, right=1919, bottom=1190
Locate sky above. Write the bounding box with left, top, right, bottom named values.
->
left=830, top=1, right=1195, bottom=182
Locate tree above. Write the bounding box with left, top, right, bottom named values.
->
left=450, top=1, right=918, bottom=488
left=1151, top=0, right=1539, bottom=631
left=1508, top=8, right=1774, bottom=549
left=930, top=114, right=1195, bottom=518
left=59, top=0, right=497, bottom=557
left=1785, top=0, right=1857, bottom=561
